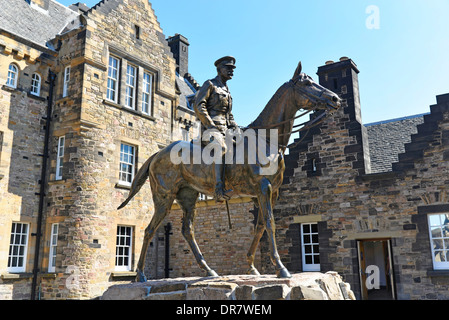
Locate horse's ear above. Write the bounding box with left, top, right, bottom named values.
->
left=292, top=61, right=302, bottom=79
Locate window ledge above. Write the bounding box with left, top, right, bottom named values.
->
left=103, top=99, right=156, bottom=121
left=48, top=179, right=67, bottom=185
left=427, top=270, right=449, bottom=277
left=1, top=272, right=33, bottom=280
left=115, top=182, right=131, bottom=190
left=40, top=273, right=58, bottom=279
left=1, top=84, right=18, bottom=92
left=110, top=271, right=137, bottom=279
left=27, top=92, right=46, bottom=102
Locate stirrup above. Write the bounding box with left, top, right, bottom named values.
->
left=214, top=186, right=233, bottom=202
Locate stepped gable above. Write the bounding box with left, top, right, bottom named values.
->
left=392, top=93, right=449, bottom=172
left=366, top=114, right=426, bottom=173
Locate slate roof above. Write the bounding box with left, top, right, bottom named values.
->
left=175, top=73, right=196, bottom=111
left=365, top=113, right=427, bottom=173
left=0, top=0, right=79, bottom=49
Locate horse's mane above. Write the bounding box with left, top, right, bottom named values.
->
left=247, top=81, right=291, bottom=129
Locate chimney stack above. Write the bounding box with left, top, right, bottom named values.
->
left=317, top=57, right=371, bottom=174
left=167, top=34, right=190, bottom=77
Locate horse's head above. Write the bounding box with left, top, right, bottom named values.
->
left=290, top=61, right=341, bottom=112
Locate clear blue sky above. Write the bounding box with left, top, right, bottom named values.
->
left=60, top=0, right=449, bottom=127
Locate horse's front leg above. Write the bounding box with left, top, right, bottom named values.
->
left=257, top=178, right=291, bottom=278
left=246, top=212, right=264, bottom=275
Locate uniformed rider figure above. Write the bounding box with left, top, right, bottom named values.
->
left=193, top=56, right=239, bottom=202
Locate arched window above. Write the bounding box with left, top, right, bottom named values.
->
left=6, top=64, right=18, bottom=88
left=30, top=73, right=41, bottom=96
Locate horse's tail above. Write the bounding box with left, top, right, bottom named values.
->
left=117, top=152, right=157, bottom=210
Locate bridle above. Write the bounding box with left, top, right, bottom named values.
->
left=244, top=78, right=333, bottom=149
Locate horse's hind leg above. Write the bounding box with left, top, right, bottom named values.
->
left=136, top=193, right=174, bottom=282
left=177, top=187, right=218, bottom=277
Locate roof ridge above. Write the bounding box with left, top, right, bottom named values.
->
left=364, top=112, right=429, bottom=127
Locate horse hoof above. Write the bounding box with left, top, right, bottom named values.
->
left=247, top=267, right=261, bottom=276
left=135, top=271, right=147, bottom=282
left=207, top=270, right=219, bottom=277
left=277, top=268, right=292, bottom=278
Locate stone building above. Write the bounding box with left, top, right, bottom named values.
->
left=0, top=0, right=198, bottom=299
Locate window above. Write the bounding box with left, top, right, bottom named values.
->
left=56, top=136, right=65, bottom=180
left=30, top=73, right=41, bottom=96
left=63, top=66, right=70, bottom=97
left=115, top=226, right=132, bottom=271
left=141, top=72, right=152, bottom=114
left=119, top=143, right=135, bottom=186
left=6, top=64, right=18, bottom=88
left=48, top=223, right=59, bottom=272
left=312, top=158, right=317, bottom=173
left=8, top=222, right=29, bottom=272
left=428, top=213, right=449, bottom=270
left=301, top=223, right=320, bottom=271
left=107, top=56, right=120, bottom=103
left=125, top=64, right=137, bottom=109
left=134, top=25, right=140, bottom=39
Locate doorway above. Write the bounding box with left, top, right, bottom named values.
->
left=357, top=239, right=396, bottom=300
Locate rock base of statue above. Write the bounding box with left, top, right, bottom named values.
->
left=100, top=271, right=355, bottom=300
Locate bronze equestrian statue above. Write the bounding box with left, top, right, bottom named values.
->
left=118, top=60, right=341, bottom=281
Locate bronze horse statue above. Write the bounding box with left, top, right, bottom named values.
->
left=118, top=62, right=341, bottom=281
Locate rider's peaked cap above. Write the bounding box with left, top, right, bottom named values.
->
left=214, top=56, right=236, bottom=68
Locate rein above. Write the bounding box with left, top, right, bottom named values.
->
left=241, top=78, right=333, bottom=150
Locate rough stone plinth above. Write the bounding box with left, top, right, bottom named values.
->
left=101, top=272, right=355, bottom=300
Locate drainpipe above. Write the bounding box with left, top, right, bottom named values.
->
left=31, top=69, right=56, bottom=300
left=164, top=223, right=172, bottom=278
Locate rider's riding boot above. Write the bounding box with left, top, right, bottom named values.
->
left=214, top=163, right=231, bottom=202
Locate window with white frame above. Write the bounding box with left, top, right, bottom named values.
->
left=56, top=136, right=65, bottom=180
left=48, top=223, right=59, bottom=272
left=30, top=73, right=41, bottom=96
left=141, top=72, right=152, bottom=114
left=301, top=223, right=320, bottom=271
left=63, top=66, right=70, bottom=97
left=8, top=222, right=29, bottom=272
left=119, top=143, right=135, bottom=186
left=125, top=64, right=137, bottom=109
left=428, top=213, right=449, bottom=270
left=107, top=56, right=120, bottom=103
left=115, top=225, right=132, bottom=271
left=6, top=64, right=18, bottom=88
